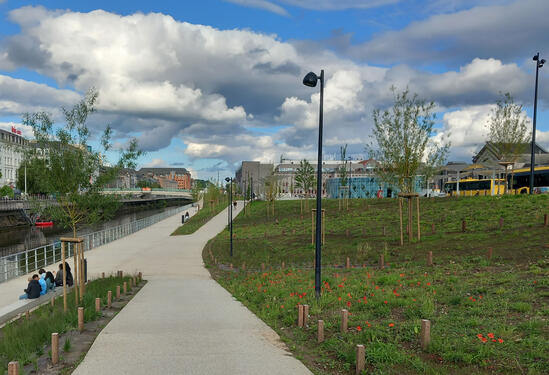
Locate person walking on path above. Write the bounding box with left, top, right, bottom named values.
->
left=19, top=274, right=41, bottom=300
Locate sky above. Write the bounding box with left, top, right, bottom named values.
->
left=0, top=0, right=548, bottom=181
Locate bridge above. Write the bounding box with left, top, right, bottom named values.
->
left=101, top=188, right=193, bottom=199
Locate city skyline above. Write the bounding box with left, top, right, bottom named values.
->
left=0, top=0, right=548, bottom=180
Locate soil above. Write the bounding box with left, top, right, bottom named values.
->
left=22, top=281, right=147, bottom=375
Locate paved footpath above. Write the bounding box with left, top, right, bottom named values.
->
left=72, top=204, right=312, bottom=375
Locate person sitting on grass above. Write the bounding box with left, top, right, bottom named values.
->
left=45, top=271, right=56, bottom=291
left=19, top=274, right=41, bottom=300
left=38, top=269, right=48, bottom=295
left=54, top=262, right=73, bottom=287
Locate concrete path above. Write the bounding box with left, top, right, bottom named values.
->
left=72, top=203, right=312, bottom=375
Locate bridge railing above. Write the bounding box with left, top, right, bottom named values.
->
left=102, top=188, right=192, bottom=193
left=0, top=204, right=193, bottom=284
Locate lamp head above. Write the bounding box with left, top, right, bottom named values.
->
left=303, top=72, right=318, bottom=87
left=225, top=177, right=231, bottom=182
left=540, top=59, right=546, bottom=67
left=533, top=54, right=539, bottom=61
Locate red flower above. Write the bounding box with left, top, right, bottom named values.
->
left=427, top=282, right=431, bottom=286
left=338, top=297, right=342, bottom=301
left=481, top=337, right=488, bottom=343
left=347, top=301, right=352, bottom=307
left=281, top=305, right=284, bottom=308
left=498, top=338, right=504, bottom=343
left=384, top=300, right=388, bottom=304
left=487, top=333, right=495, bottom=339
left=356, top=325, right=362, bottom=331
left=338, top=284, right=344, bottom=288
left=388, top=323, right=394, bottom=327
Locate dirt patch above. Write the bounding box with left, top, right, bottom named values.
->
left=22, top=281, right=147, bottom=375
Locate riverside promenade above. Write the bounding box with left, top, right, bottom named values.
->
left=70, top=203, right=312, bottom=375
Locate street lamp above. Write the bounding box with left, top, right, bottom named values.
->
left=225, top=177, right=233, bottom=257
left=303, top=69, right=324, bottom=298
left=530, top=53, right=545, bottom=194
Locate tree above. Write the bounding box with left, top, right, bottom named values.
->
left=0, top=185, right=13, bottom=198
left=263, top=174, right=279, bottom=216
left=22, top=88, right=143, bottom=237
left=369, top=88, right=449, bottom=194
left=487, top=93, right=531, bottom=193
left=17, top=159, right=49, bottom=194
left=294, top=160, right=315, bottom=213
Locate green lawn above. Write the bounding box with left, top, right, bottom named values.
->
left=171, top=201, right=228, bottom=235
left=204, top=196, right=549, bottom=374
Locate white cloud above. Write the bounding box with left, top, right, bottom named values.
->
left=224, top=0, right=289, bottom=15
left=0, top=122, right=34, bottom=139
left=143, top=158, right=169, bottom=168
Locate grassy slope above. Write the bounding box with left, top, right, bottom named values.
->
left=0, top=274, right=138, bottom=372
left=171, top=201, right=228, bottom=235
left=204, top=196, right=549, bottom=374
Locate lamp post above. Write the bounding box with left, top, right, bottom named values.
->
left=530, top=53, right=545, bottom=194
left=303, top=69, right=324, bottom=299
left=225, top=177, right=233, bottom=257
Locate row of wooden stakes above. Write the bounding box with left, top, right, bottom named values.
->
left=6, top=271, right=143, bottom=375
left=297, top=305, right=431, bottom=374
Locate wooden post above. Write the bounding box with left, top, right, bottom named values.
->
left=382, top=226, right=386, bottom=236
left=399, top=197, right=404, bottom=246
left=116, top=285, right=121, bottom=299
left=281, top=261, right=284, bottom=270
left=544, top=213, right=548, bottom=226
left=123, top=282, right=127, bottom=294
left=303, top=305, right=309, bottom=327
left=79, top=242, right=84, bottom=300
left=51, top=333, right=59, bottom=365
left=416, top=197, right=421, bottom=242
left=487, top=247, right=493, bottom=260
left=107, top=291, right=112, bottom=308
left=421, top=319, right=431, bottom=350
left=317, top=320, right=324, bottom=343
left=499, top=217, right=504, bottom=230
left=462, top=220, right=466, bottom=232
left=102, top=272, right=105, bottom=278
left=7, top=361, right=19, bottom=375
left=73, top=242, right=79, bottom=305
left=62, top=242, right=67, bottom=312
left=311, top=210, right=314, bottom=244
left=356, top=345, right=365, bottom=375
left=298, top=304, right=304, bottom=328
left=322, top=209, right=325, bottom=245
left=341, top=309, right=348, bottom=333
left=78, top=307, right=84, bottom=332
left=261, top=263, right=265, bottom=271
left=408, top=197, right=413, bottom=242
left=427, top=251, right=433, bottom=266
left=431, top=223, right=435, bottom=234
left=95, top=298, right=101, bottom=312
left=138, top=271, right=142, bottom=280
left=379, top=254, right=384, bottom=269
left=51, top=297, right=55, bottom=307
left=346, top=257, right=350, bottom=269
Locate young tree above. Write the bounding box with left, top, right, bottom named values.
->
left=263, top=174, right=279, bottom=216
left=22, top=88, right=143, bottom=237
left=487, top=93, right=531, bottom=193
left=369, top=88, right=449, bottom=194
left=294, top=159, right=315, bottom=212
left=17, top=159, right=49, bottom=194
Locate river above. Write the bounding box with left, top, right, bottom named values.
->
left=0, top=206, right=180, bottom=257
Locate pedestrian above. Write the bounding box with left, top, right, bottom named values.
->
left=38, top=269, right=48, bottom=295
left=19, top=274, right=41, bottom=300
left=55, top=263, right=73, bottom=287
left=45, top=271, right=56, bottom=291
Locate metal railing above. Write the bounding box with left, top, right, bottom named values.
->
left=0, top=204, right=193, bottom=283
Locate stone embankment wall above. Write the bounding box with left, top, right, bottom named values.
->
left=0, top=210, right=30, bottom=228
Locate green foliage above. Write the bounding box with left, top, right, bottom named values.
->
left=21, top=88, right=143, bottom=236
left=172, top=201, right=228, bottom=235
left=369, top=88, right=450, bottom=193
left=294, top=160, right=315, bottom=197
left=338, top=144, right=348, bottom=187
left=0, top=185, right=14, bottom=198
left=16, top=159, right=49, bottom=194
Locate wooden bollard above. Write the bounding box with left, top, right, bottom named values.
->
left=261, top=263, right=265, bottom=271
left=116, top=285, right=121, bottom=299
left=51, top=297, right=55, bottom=307
left=346, top=229, right=350, bottom=237
left=317, top=320, right=324, bottom=343
left=303, top=305, right=309, bottom=327
left=138, top=271, right=142, bottom=280
left=242, top=263, right=246, bottom=271
left=421, top=319, right=431, bottom=350
left=78, top=307, right=84, bottom=332
left=133, top=277, right=137, bottom=286
left=462, top=220, right=466, bottom=232
left=7, top=361, right=19, bottom=375
left=281, top=261, right=284, bottom=270
left=382, top=226, right=386, bottom=236
left=499, top=217, right=504, bottom=229
left=95, top=298, right=101, bottom=312
left=123, top=282, right=127, bottom=294
left=298, top=304, right=304, bottom=328
left=379, top=254, right=384, bottom=269
left=487, top=247, right=493, bottom=260
left=544, top=214, right=548, bottom=227
left=427, top=251, right=433, bottom=266
left=431, top=223, right=435, bottom=234
left=25, top=311, right=30, bottom=320
left=101, top=272, right=105, bottom=278
left=230, top=263, right=233, bottom=270
left=341, top=309, right=348, bottom=333
left=51, top=333, right=59, bottom=365
left=346, top=257, right=350, bottom=269
left=107, top=291, right=112, bottom=308
left=356, top=344, right=365, bottom=374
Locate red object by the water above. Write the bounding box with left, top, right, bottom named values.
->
left=35, top=221, right=53, bottom=226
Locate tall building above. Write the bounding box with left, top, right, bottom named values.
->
left=137, top=168, right=192, bottom=189
left=0, top=127, right=27, bottom=187
left=235, top=161, right=274, bottom=198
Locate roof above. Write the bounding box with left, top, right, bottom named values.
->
left=138, top=167, right=190, bottom=176
left=473, top=141, right=547, bottom=163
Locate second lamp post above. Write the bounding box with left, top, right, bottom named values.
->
left=225, top=177, right=233, bottom=257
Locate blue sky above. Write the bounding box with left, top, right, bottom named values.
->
left=0, top=0, right=548, bottom=180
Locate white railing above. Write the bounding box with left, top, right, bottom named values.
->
left=0, top=204, right=193, bottom=283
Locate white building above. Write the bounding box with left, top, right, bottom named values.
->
left=0, top=127, right=27, bottom=187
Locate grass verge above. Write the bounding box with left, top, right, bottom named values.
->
left=172, top=201, right=228, bottom=235
left=205, top=196, right=549, bottom=374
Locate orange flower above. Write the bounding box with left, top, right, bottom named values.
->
left=384, top=300, right=388, bottom=304
left=356, top=325, right=362, bottom=331
left=498, top=338, right=504, bottom=343
left=477, top=334, right=483, bottom=339
left=487, top=333, right=495, bottom=339
left=388, top=323, right=394, bottom=327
